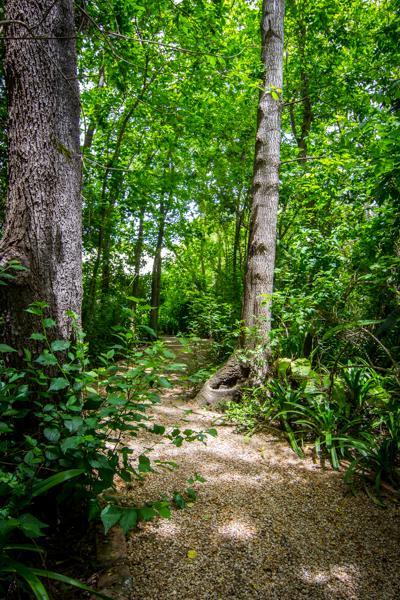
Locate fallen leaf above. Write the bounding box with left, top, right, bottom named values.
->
left=187, top=550, right=198, bottom=559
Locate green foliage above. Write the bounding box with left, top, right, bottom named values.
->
left=0, top=303, right=210, bottom=596
left=228, top=361, right=400, bottom=502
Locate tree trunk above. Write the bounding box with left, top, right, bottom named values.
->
left=0, top=0, right=82, bottom=356
left=149, top=200, right=167, bottom=334
left=288, top=15, right=313, bottom=161
left=197, top=0, right=285, bottom=404
left=131, top=206, right=145, bottom=306
left=82, top=67, right=105, bottom=151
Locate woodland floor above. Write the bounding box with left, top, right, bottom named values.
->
left=116, top=338, right=400, bottom=600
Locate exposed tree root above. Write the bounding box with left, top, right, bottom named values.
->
left=195, top=355, right=250, bottom=406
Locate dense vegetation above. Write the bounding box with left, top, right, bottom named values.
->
left=0, top=0, right=399, bottom=597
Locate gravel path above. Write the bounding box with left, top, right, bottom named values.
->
left=120, top=343, right=400, bottom=600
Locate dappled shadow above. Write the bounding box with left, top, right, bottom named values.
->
left=120, top=354, right=400, bottom=600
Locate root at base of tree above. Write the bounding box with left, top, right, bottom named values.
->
left=195, top=356, right=250, bottom=406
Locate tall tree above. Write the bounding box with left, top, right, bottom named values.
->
left=197, top=0, right=286, bottom=403
left=0, top=0, right=82, bottom=354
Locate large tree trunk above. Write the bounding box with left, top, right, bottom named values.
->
left=0, top=0, right=82, bottom=356
left=197, top=0, right=285, bottom=404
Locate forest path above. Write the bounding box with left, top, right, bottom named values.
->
left=120, top=338, right=400, bottom=600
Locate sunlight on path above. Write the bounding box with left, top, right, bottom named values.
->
left=120, top=339, right=400, bottom=600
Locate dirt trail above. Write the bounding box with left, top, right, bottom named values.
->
left=120, top=338, right=400, bottom=600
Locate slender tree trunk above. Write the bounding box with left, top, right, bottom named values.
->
left=288, top=10, right=313, bottom=160
left=196, top=0, right=285, bottom=403
left=0, top=0, right=82, bottom=356
left=82, top=67, right=105, bottom=151
left=132, top=206, right=145, bottom=304
left=149, top=200, right=167, bottom=333
left=85, top=62, right=153, bottom=318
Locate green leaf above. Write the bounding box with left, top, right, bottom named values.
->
left=43, top=318, right=56, bottom=328
left=43, top=428, right=60, bottom=442
left=31, top=569, right=112, bottom=599
left=0, top=343, right=17, bottom=353
left=18, top=514, right=48, bottom=538
left=2, top=560, right=49, bottom=600
left=155, top=502, right=171, bottom=519
left=207, top=428, right=218, bottom=438
left=32, top=469, right=84, bottom=497
left=100, top=505, right=122, bottom=534
left=172, top=492, right=186, bottom=509
left=25, top=306, right=45, bottom=316
left=158, top=377, right=172, bottom=388
left=51, top=340, right=71, bottom=352
left=30, top=333, right=46, bottom=341
left=186, top=487, right=197, bottom=501
left=64, top=416, right=83, bottom=433
left=138, top=505, right=156, bottom=521
left=138, top=324, right=157, bottom=338
left=138, top=454, right=152, bottom=473
left=48, top=378, right=69, bottom=392
left=152, top=424, right=166, bottom=435
left=0, top=421, right=12, bottom=433
left=35, top=352, right=58, bottom=366
left=119, top=509, right=138, bottom=534
left=60, top=436, right=81, bottom=453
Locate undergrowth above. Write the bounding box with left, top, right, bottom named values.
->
left=227, top=355, right=400, bottom=505
left=0, top=295, right=213, bottom=598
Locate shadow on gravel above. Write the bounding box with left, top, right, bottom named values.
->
left=120, top=345, right=400, bottom=600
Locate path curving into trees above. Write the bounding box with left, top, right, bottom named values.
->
left=115, top=339, right=400, bottom=600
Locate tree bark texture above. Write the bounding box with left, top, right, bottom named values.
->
left=0, top=0, right=82, bottom=351
left=241, top=0, right=285, bottom=352
left=197, top=0, right=285, bottom=404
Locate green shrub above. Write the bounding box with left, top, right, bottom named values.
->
left=0, top=301, right=210, bottom=597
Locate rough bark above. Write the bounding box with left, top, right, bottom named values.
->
left=197, top=0, right=285, bottom=405
left=0, top=0, right=82, bottom=355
